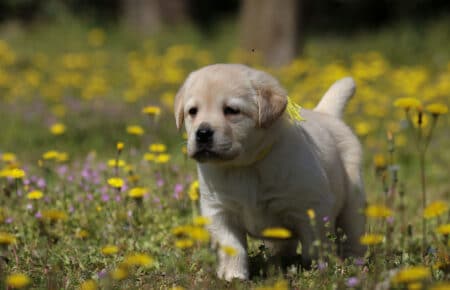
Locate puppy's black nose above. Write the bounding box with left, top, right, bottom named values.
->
left=196, top=124, right=214, bottom=144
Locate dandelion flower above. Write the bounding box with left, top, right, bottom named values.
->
left=1, top=152, right=16, bottom=162
left=27, top=190, right=43, bottom=200
left=142, top=105, right=161, bottom=116
left=123, top=253, right=154, bottom=267
left=193, top=216, right=211, bottom=226
left=359, top=233, right=384, bottom=245
left=221, top=245, right=237, bottom=256
left=0, top=232, right=17, bottom=245
left=373, top=154, right=387, bottom=169
left=188, top=180, right=199, bottom=201
left=42, top=150, right=60, bottom=160
left=107, top=177, right=124, bottom=188
left=394, top=98, right=421, bottom=110
left=50, top=123, right=66, bottom=135
left=425, top=103, right=448, bottom=116
left=307, top=209, right=315, bottom=220
left=80, top=279, right=98, bottom=290
left=423, top=200, right=448, bottom=219
left=110, top=267, right=128, bottom=280
left=391, top=266, right=431, bottom=284
left=107, top=159, right=126, bottom=168
left=143, top=153, right=155, bottom=161
left=154, top=154, right=171, bottom=164
left=5, top=168, right=25, bottom=179
left=365, top=204, right=393, bottom=218
left=75, top=229, right=89, bottom=239
left=149, top=143, right=167, bottom=153
left=189, top=227, right=210, bottom=242
left=355, top=121, right=372, bottom=136
left=42, top=209, right=68, bottom=222
left=436, top=223, right=450, bottom=235
left=262, top=227, right=292, bottom=239
left=6, top=273, right=30, bottom=288
left=128, top=187, right=147, bottom=198
left=116, top=142, right=124, bottom=151
left=126, top=125, right=144, bottom=136
left=101, top=245, right=119, bottom=255
left=175, top=239, right=194, bottom=249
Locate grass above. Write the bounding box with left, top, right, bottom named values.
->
left=0, top=16, right=449, bottom=289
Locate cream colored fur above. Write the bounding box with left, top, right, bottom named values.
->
left=174, top=64, right=366, bottom=281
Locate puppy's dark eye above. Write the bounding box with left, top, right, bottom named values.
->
left=188, top=107, right=198, bottom=116
left=224, top=106, right=240, bottom=115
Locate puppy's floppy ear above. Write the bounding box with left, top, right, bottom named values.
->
left=174, top=73, right=192, bottom=130
left=251, top=70, right=288, bottom=128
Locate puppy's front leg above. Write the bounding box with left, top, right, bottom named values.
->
left=209, top=215, right=249, bottom=281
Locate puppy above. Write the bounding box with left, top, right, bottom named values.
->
left=174, top=64, right=366, bottom=281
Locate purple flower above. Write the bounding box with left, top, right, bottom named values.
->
left=157, top=178, right=164, bottom=187
left=346, top=277, right=359, bottom=287
left=5, top=217, right=13, bottom=224
left=69, top=205, right=75, bottom=213
left=26, top=203, right=33, bottom=210
left=101, top=193, right=110, bottom=202
left=323, top=216, right=330, bottom=222
left=57, top=165, right=68, bottom=177
left=35, top=211, right=42, bottom=219
left=115, top=195, right=122, bottom=202
left=318, top=261, right=328, bottom=271
left=98, top=269, right=107, bottom=279
left=87, top=193, right=93, bottom=201
left=354, top=257, right=365, bottom=266
left=37, top=178, right=46, bottom=188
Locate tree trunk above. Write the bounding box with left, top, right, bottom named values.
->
left=121, top=0, right=188, bottom=35
left=240, top=0, right=301, bottom=67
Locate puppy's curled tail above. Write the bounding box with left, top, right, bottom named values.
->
left=314, top=77, right=356, bottom=119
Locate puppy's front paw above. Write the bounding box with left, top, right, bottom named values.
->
left=217, top=253, right=249, bottom=281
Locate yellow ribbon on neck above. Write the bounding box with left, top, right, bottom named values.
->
left=286, top=96, right=305, bottom=122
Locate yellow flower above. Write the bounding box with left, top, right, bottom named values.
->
left=221, top=245, right=237, bottom=256
left=365, top=204, right=393, bottom=218
left=123, top=253, right=154, bottom=267
left=110, top=267, right=128, bottom=280
left=391, top=266, right=431, bottom=284
left=189, top=227, right=210, bottom=242
left=50, top=123, right=66, bottom=135
left=373, top=154, right=387, bottom=169
left=193, top=216, right=211, bottom=226
left=425, top=103, right=448, bottom=115
left=175, top=238, right=194, bottom=249
left=0, top=232, right=17, bottom=245
left=116, top=142, right=124, bottom=151
left=101, top=245, right=119, bottom=255
left=355, top=121, right=372, bottom=136
left=423, top=200, right=448, bottom=219
left=262, top=227, right=292, bottom=239
left=4, top=168, right=26, bottom=179
left=126, top=125, right=144, bottom=136
left=43, top=150, right=60, bottom=160
left=6, top=273, right=31, bottom=289
left=1, top=152, right=16, bottom=162
left=359, top=233, right=384, bottom=245
left=128, top=187, right=147, bottom=198
left=394, top=98, right=422, bottom=110
left=142, top=106, right=161, bottom=116
left=170, top=287, right=185, bottom=290
left=107, top=159, right=126, bottom=168
left=27, top=190, right=43, bottom=200
left=107, top=177, right=124, bottom=188
left=436, top=223, right=450, bottom=235
left=42, top=209, right=68, bottom=222
left=408, top=282, right=422, bottom=290
left=149, top=143, right=167, bottom=153
left=143, top=153, right=155, bottom=161
left=188, top=180, right=199, bottom=201
left=75, top=229, right=89, bottom=239
left=307, top=209, right=315, bottom=220
left=154, top=154, right=171, bottom=164
left=80, top=279, right=98, bottom=290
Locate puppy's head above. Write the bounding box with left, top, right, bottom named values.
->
left=174, top=64, right=287, bottom=163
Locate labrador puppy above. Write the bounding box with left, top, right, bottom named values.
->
left=174, top=64, right=366, bottom=281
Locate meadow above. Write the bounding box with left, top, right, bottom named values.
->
left=0, top=18, right=449, bottom=289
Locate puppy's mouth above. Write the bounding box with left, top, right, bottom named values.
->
left=192, top=149, right=223, bottom=162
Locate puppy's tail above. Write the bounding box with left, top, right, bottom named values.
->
left=314, top=77, right=356, bottom=119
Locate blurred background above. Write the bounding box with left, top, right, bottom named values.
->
left=0, top=0, right=449, bottom=177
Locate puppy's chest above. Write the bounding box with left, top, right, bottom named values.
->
left=204, top=169, right=299, bottom=237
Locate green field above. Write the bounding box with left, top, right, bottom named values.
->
left=0, top=18, right=449, bottom=289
